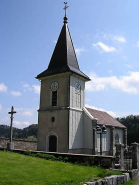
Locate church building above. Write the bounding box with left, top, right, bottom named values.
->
left=36, top=9, right=127, bottom=156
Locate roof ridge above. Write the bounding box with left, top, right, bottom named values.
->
left=86, top=107, right=106, bottom=113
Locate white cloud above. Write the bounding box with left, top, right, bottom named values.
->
left=85, top=104, right=118, bottom=118
left=0, top=83, right=7, bottom=92
left=22, top=111, right=33, bottom=117
left=95, top=31, right=126, bottom=43
left=10, top=91, right=22, bottom=97
left=86, top=71, right=139, bottom=94
left=22, top=82, right=32, bottom=91
left=1, top=117, right=10, bottom=126
left=113, top=36, right=126, bottom=43
left=117, top=111, right=139, bottom=118
left=32, top=85, right=40, bottom=94
left=96, top=62, right=101, bottom=66
left=93, top=42, right=116, bottom=53
left=15, top=107, right=23, bottom=111
left=14, top=121, right=31, bottom=129
left=95, top=31, right=110, bottom=40
left=125, top=64, right=131, bottom=68
left=75, top=48, right=85, bottom=55
left=108, top=70, right=113, bottom=73
left=137, top=41, right=139, bottom=47
left=0, top=117, right=34, bottom=129
left=2, top=117, right=9, bottom=122
left=85, top=98, right=91, bottom=102
left=22, top=82, right=40, bottom=94
left=123, top=56, right=128, bottom=60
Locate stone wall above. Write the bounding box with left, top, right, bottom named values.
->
left=0, top=137, right=37, bottom=151
left=85, top=170, right=138, bottom=185
left=85, top=174, right=130, bottom=185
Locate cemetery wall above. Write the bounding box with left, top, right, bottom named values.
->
left=0, top=137, right=37, bottom=151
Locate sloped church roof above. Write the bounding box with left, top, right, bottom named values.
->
left=36, top=16, right=90, bottom=81
left=86, top=107, right=126, bottom=128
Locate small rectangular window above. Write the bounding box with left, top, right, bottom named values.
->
left=52, top=91, right=57, bottom=106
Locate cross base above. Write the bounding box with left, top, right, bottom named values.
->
left=7, top=142, right=14, bottom=150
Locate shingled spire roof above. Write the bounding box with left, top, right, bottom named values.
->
left=36, top=15, right=90, bottom=81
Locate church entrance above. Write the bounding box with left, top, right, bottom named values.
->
left=49, top=135, right=57, bottom=152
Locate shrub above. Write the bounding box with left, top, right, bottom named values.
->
left=30, top=153, right=36, bottom=157
left=35, top=153, right=43, bottom=158
left=58, top=156, right=63, bottom=161
left=63, top=157, right=68, bottom=162
left=43, top=154, right=51, bottom=160
left=24, top=150, right=31, bottom=156
left=47, top=154, right=56, bottom=161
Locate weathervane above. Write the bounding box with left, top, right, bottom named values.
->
left=63, top=2, right=69, bottom=16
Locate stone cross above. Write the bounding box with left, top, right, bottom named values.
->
left=8, top=106, right=16, bottom=143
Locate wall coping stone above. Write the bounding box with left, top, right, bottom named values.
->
left=84, top=171, right=137, bottom=185
left=0, top=137, right=37, bottom=143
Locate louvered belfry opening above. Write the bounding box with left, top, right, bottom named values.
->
left=52, top=91, right=57, bottom=106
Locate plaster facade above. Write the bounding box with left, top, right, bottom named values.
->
left=37, top=73, right=71, bottom=152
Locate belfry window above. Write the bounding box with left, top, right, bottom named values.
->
left=52, top=91, right=57, bottom=106
left=50, top=82, right=59, bottom=107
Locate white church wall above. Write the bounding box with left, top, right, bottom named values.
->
left=69, top=109, right=83, bottom=149
left=70, top=75, right=85, bottom=109
left=83, top=111, right=93, bottom=149
left=115, top=128, right=123, bottom=144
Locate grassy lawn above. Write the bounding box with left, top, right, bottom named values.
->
left=0, top=151, right=122, bottom=185
left=123, top=180, right=137, bottom=185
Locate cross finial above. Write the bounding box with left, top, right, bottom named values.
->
left=63, top=2, right=69, bottom=17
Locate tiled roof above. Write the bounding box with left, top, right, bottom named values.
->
left=36, top=17, right=90, bottom=81
left=85, top=107, right=126, bottom=128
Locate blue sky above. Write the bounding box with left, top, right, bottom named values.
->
left=1, top=0, right=139, bottom=128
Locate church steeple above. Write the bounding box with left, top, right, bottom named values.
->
left=36, top=4, right=90, bottom=81
left=37, top=4, right=90, bottom=153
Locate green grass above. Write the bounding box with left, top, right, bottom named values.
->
left=0, top=151, right=122, bottom=185
left=123, top=180, right=137, bottom=185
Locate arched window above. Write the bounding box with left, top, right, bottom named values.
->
left=115, top=133, right=119, bottom=144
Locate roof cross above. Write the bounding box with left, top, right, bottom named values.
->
left=63, top=2, right=69, bottom=16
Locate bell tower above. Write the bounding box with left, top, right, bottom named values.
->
left=36, top=4, right=90, bottom=153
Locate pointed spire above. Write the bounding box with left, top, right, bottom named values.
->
left=36, top=3, right=90, bottom=81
